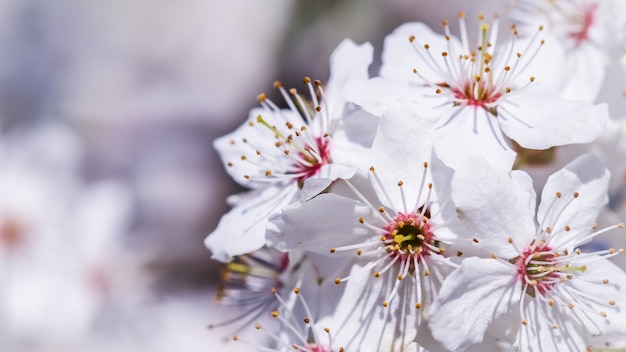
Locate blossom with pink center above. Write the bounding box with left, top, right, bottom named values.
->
left=428, top=153, right=626, bottom=351
left=205, top=39, right=378, bottom=262
left=266, top=101, right=489, bottom=350
left=346, top=13, right=609, bottom=170
left=514, top=242, right=560, bottom=298
left=566, top=2, right=597, bottom=46
left=512, top=0, right=626, bottom=101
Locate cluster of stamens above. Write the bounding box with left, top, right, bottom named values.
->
left=329, top=163, right=452, bottom=309
left=408, top=12, right=544, bottom=117
left=382, top=211, right=439, bottom=267
left=502, top=190, right=625, bottom=335
left=227, top=77, right=333, bottom=189
left=514, top=241, right=586, bottom=297
left=209, top=249, right=288, bottom=331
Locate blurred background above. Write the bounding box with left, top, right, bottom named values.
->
left=0, top=0, right=538, bottom=351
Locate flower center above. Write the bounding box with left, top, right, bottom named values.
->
left=409, top=14, right=542, bottom=119
left=449, top=23, right=502, bottom=113
left=514, top=242, right=586, bottom=297
left=451, top=79, right=502, bottom=112
left=306, top=345, right=331, bottom=352
left=250, top=78, right=334, bottom=189
left=551, top=0, right=597, bottom=47
left=295, top=136, right=332, bottom=187
left=383, top=211, right=437, bottom=264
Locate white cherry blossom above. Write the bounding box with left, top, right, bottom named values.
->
left=267, top=101, right=489, bottom=350
left=347, top=14, right=609, bottom=169
left=205, top=39, right=377, bottom=262
left=511, top=0, right=626, bottom=102
left=428, top=153, right=626, bottom=351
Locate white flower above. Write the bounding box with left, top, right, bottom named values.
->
left=267, top=101, right=481, bottom=350
left=347, top=14, right=609, bottom=169
left=511, top=0, right=626, bottom=102
left=205, top=39, right=378, bottom=262
left=428, top=153, right=626, bottom=351
left=513, top=118, right=626, bottom=269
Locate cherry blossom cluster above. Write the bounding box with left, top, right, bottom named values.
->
left=206, top=1, right=626, bottom=351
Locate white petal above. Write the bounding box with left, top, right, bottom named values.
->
left=445, top=152, right=536, bottom=258
left=419, top=316, right=516, bottom=352
left=517, top=33, right=568, bottom=96
left=325, top=39, right=374, bottom=116
left=369, top=99, right=441, bottom=208
left=517, top=298, right=586, bottom=352
left=537, top=153, right=610, bottom=249
left=427, top=151, right=470, bottom=245
left=300, top=163, right=357, bottom=201
left=345, top=77, right=424, bottom=117
left=332, top=107, right=379, bottom=150
left=559, top=42, right=607, bottom=102
left=429, top=257, right=522, bottom=352
left=498, top=93, right=609, bottom=150
left=266, top=193, right=374, bottom=254
left=432, top=105, right=517, bottom=172
left=328, top=108, right=379, bottom=173
left=316, top=262, right=420, bottom=351
left=205, top=184, right=297, bottom=262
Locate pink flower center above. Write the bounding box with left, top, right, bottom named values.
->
left=451, top=80, right=503, bottom=111
left=382, top=211, right=437, bottom=264
left=515, top=242, right=560, bottom=297
left=410, top=20, right=540, bottom=118
left=567, top=1, right=597, bottom=47
left=296, top=137, right=332, bottom=187
left=305, top=345, right=330, bottom=352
